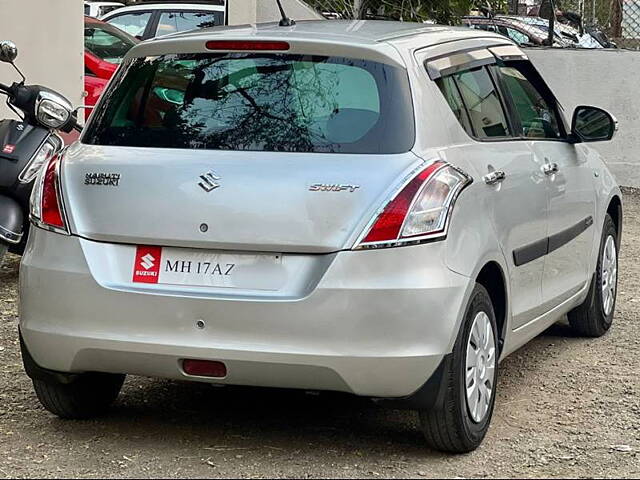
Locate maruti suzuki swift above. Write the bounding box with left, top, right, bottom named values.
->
left=19, top=20, right=622, bottom=453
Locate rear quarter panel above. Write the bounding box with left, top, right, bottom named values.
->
left=398, top=38, right=515, bottom=352
left=397, top=38, right=509, bottom=283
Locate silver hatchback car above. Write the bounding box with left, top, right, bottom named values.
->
left=20, top=20, right=621, bottom=453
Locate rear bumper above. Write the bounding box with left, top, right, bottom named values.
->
left=20, top=227, right=472, bottom=398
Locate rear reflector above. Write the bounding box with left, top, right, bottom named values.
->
left=182, top=359, right=227, bottom=378
left=206, top=40, right=290, bottom=51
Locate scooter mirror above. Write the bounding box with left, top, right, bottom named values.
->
left=0, top=41, right=18, bottom=64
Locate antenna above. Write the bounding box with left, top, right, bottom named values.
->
left=275, top=0, right=296, bottom=27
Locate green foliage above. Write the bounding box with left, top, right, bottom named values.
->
left=306, top=0, right=509, bottom=24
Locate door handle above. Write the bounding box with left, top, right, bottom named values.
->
left=542, top=162, right=559, bottom=176
left=483, top=170, right=506, bottom=185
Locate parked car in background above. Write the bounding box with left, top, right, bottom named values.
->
left=462, top=15, right=569, bottom=47
left=100, top=2, right=226, bottom=40
left=84, top=1, right=125, bottom=18
left=84, top=16, right=138, bottom=111
left=502, top=15, right=604, bottom=48
left=20, top=21, right=622, bottom=454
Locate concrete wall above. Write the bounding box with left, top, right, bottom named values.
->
left=0, top=0, right=84, bottom=121
left=229, top=0, right=321, bottom=25
left=256, top=0, right=321, bottom=23
left=229, top=0, right=258, bottom=24
left=527, top=48, right=640, bottom=187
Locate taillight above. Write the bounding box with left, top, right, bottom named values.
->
left=30, top=151, right=69, bottom=234
left=205, top=40, right=290, bottom=51
left=355, top=162, right=471, bottom=249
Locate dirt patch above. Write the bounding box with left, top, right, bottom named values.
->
left=0, top=196, right=639, bottom=478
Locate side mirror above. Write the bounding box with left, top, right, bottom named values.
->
left=570, top=106, right=618, bottom=143
left=0, top=40, right=18, bottom=64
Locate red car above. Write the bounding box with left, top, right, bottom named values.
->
left=84, top=16, right=138, bottom=113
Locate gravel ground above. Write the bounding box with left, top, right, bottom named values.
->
left=0, top=195, right=639, bottom=479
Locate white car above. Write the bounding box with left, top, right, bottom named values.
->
left=100, top=2, right=226, bottom=40
left=84, top=1, right=125, bottom=19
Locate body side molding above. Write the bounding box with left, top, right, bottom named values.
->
left=513, top=216, right=594, bottom=267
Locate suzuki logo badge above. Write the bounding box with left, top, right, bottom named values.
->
left=140, top=254, right=155, bottom=270
left=199, top=171, right=221, bottom=192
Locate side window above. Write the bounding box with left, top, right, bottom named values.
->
left=156, top=11, right=224, bottom=37
left=498, top=26, right=531, bottom=45
left=437, top=76, right=473, bottom=135
left=439, top=67, right=510, bottom=139
left=106, top=12, right=153, bottom=38
left=506, top=28, right=531, bottom=45
left=84, top=5, right=91, bottom=15
left=84, top=25, right=133, bottom=64
left=497, top=64, right=563, bottom=139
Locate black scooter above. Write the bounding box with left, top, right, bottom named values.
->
left=0, top=41, right=80, bottom=266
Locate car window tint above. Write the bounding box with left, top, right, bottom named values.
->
left=156, top=11, right=224, bottom=36
left=452, top=68, right=510, bottom=139
left=107, top=12, right=152, bottom=37
left=84, top=53, right=415, bottom=154
left=498, top=66, right=562, bottom=139
left=505, top=27, right=531, bottom=45
left=85, top=23, right=136, bottom=64
left=437, top=76, right=473, bottom=136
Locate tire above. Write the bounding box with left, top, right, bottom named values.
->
left=419, top=284, right=498, bottom=453
left=568, top=214, right=618, bottom=337
left=32, top=373, right=125, bottom=419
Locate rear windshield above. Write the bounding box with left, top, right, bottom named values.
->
left=83, top=53, right=415, bottom=154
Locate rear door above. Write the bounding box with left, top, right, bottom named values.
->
left=427, top=57, right=549, bottom=328
left=71, top=49, right=418, bottom=253
left=494, top=61, right=596, bottom=308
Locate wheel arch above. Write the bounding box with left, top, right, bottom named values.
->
left=475, top=261, right=508, bottom=354
left=606, top=194, right=622, bottom=244
left=374, top=257, right=509, bottom=411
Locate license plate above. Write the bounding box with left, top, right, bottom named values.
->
left=132, top=246, right=282, bottom=290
